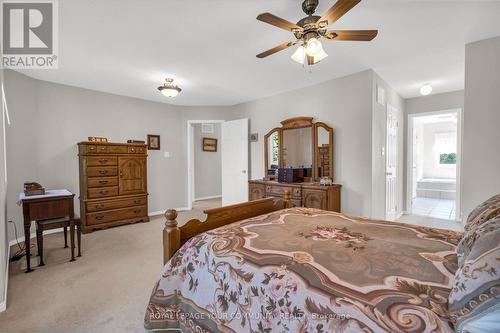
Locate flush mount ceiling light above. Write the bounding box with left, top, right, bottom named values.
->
left=158, top=78, right=181, bottom=97
left=420, top=84, right=433, bottom=96
left=256, top=0, right=378, bottom=66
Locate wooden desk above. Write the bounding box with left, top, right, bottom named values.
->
left=19, top=190, right=76, bottom=273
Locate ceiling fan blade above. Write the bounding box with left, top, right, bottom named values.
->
left=257, top=13, right=302, bottom=32
left=319, top=0, right=361, bottom=27
left=256, top=40, right=298, bottom=58
left=325, top=30, right=378, bottom=41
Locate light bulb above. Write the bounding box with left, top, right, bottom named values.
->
left=306, top=38, right=322, bottom=57
left=291, top=46, right=306, bottom=64
left=420, top=84, right=433, bottom=96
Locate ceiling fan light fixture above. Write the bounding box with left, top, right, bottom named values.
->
left=291, top=45, right=306, bottom=64
left=158, top=78, right=182, bottom=98
left=305, top=37, right=323, bottom=57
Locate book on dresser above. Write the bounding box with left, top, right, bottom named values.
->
left=78, top=142, right=149, bottom=233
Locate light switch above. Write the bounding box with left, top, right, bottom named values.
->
left=164, top=152, right=170, bottom=158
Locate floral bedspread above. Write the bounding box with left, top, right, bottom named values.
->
left=145, top=208, right=461, bottom=333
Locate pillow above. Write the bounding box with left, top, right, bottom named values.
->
left=457, top=217, right=500, bottom=267
left=449, top=217, right=500, bottom=332
left=464, top=194, right=500, bottom=232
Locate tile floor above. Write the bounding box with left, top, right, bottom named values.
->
left=411, top=197, right=456, bottom=220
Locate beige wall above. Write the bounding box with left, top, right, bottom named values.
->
left=193, top=123, right=221, bottom=200
left=233, top=70, right=375, bottom=217
left=462, top=36, right=500, bottom=218
left=3, top=70, right=233, bottom=241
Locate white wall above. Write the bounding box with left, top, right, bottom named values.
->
left=462, top=36, right=500, bottom=218
left=3, top=70, right=233, bottom=242
left=193, top=123, right=221, bottom=200
left=0, top=69, right=8, bottom=311
left=233, top=70, right=374, bottom=217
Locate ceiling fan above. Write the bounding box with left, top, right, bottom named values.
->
left=256, top=0, right=378, bottom=65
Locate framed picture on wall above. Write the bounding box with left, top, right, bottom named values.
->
left=202, top=137, right=217, bottom=152
left=147, top=134, right=160, bottom=150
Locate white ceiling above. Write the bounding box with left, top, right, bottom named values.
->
left=18, top=0, right=500, bottom=106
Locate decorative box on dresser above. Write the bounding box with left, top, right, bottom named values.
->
left=78, top=142, right=149, bottom=233
left=249, top=180, right=341, bottom=212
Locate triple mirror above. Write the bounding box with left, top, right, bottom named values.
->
left=264, top=117, right=334, bottom=182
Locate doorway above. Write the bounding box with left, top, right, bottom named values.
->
left=187, top=120, right=224, bottom=211
left=407, top=109, right=462, bottom=221
left=186, top=119, right=249, bottom=210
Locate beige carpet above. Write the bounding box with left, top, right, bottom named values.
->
left=0, top=199, right=221, bottom=333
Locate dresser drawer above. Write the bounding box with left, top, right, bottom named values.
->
left=86, top=196, right=147, bottom=212
left=107, top=145, right=128, bottom=154
left=87, top=166, right=118, bottom=177
left=87, top=156, right=117, bottom=166
left=266, top=185, right=301, bottom=199
left=128, top=146, right=146, bottom=154
left=88, top=186, right=118, bottom=199
left=86, top=206, right=147, bottom=226
left=87, top=177, right=118, bottom=188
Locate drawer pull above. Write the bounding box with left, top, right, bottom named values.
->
left=89, top=146, right=96, bottom=151
left=95, top=204, right=104, bottom=209
left=99, top=170, right=108, bottom=175
left=99, top=180, right=109, bottom=184
left=95, top=214, right=105, bottom=220
left=98, top=159, right=108, bottom=164
left=133, top=209, right=141, bottom=214
left=133, top=200, right=141, bottom=204
left=130, top=148, right=136, bottom=152
left=99, top=190, right=108, bottom=195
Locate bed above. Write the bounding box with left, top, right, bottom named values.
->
left=144, top=191, right=464, bottom=332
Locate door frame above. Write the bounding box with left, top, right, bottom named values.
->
left=186, top=120, right=225, bottom=211
left=406, top=108, right=463, bottom=221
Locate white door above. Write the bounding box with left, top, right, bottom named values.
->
left=221, top=119, right=249, bottom=206
left=386, top=105, right=398, bottom=220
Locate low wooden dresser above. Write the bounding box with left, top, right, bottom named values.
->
left=78, top=142, right=149, bottom=233
left=248, top=180, right=341, bottom=212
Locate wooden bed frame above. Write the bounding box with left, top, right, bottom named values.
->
left=162, top=191, right=292, bottom=264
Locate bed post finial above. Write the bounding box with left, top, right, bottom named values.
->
left=284, top=190, right=292, bottom=208
left=163, top=209, right=181, bottom=265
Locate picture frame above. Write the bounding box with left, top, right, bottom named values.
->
left=202, top=137, right=217, bottom=152
left=147, top=134, right=161, bottom=150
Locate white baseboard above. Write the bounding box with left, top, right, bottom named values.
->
left=396, top=212, right=404, bottom=219
left=8, top=227, right=64, bottom=248
left=194, top=195, right=221, bottom=201
left=0, top=243, right=9, bottom=313
left=148, top=207, right=191, bottom=217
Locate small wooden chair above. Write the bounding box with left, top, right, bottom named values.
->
left=35, top=217, right=82, bottom=266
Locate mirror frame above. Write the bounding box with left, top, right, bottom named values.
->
left=264, top=127, right=283, bottom=172
left=313, top=122, right=334, bottom=181
left=264, top=117, right=334, bottom=182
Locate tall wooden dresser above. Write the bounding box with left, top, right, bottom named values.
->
left=78, top=142, right=149, bottom=233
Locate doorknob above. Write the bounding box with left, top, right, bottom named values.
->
left=242, top=170, right=247, bottom=174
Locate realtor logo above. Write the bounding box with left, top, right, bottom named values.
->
left=1, top=0, right=58, bottom=68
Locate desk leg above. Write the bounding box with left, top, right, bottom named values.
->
left=69, top=219, right=75, bottom=262
left=22, top=204, right=33, bottom=273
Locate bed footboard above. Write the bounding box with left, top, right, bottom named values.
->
left=163, top=191, right=292, bottom=264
